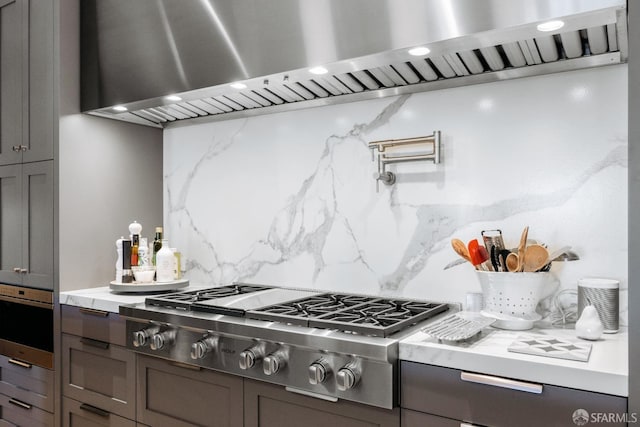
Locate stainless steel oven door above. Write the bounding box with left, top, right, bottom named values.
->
left=0, top=284, right=53, bottom=369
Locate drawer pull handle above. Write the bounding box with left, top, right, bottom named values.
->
left=460, top=372, right=543, bottom=394
left=8, top=398, right=32, bottom=410
left=80, top=337, right=110, bottom=350
left=170, top=361, right=202, bottom=371
left=285, top=387, right=338, bottom=402
left=80, top=403, right=110, bottom=418
left=79, top=307, right=109, bottom=317
left=8, top=358, right=32, bottom=369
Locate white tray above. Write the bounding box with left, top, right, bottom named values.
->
left=109, top=279, right=189, bottom=293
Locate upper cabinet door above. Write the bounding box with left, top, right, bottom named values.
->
left=24, top=0, right=53, bottom=163
left=0, top=0, right=24, bottom=166
left=0, top=0, right=53, bottom=166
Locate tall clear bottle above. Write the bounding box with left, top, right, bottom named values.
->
left=155, top=239, right=174, bottom=282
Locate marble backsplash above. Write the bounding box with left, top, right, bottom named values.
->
left=164, top=65, right=628, bottom=323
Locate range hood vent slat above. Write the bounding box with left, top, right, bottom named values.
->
left=606, top=23, right=618, bottom=51
left=587, top=26, right=609, bottom=54
left=266, top=86, right=302, bottom=102
left=301, top=80, right=331, bottom=97
left=534, top=36, right=560, bottom=62
left=458, top=51, right=484, bottom=74
left=430, top=56, right=457, bottom=78
left=254, top=88, right=285, bottom=105
left=350, top=71, right=381, bottom=90
left=409, top=60, right=439, bottom=81
left=560, top=31, right=583, bottom=58
left=392, top=62, right=421, bottom=84
left=334, top=73, right=365, bottom=92
left=287, top=83, right=316, bottom=100
left=501, top=42, right=527, bottom=67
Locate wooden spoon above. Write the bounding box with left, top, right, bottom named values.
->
left=516, top=226, right=529, bottom=272
left=506, top=252, right=519, bottom=272
left=523, top=244, right=549, bottom=272
left=451, top=238, right=471, bottom=262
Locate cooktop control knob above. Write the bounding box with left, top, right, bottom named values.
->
left=150, top=329, right=176, bottom=351
left=190, top=335, right=219, bottom=360
left=263, top=350, right=287, bottom=376
left=239, top=344, right=265, bottom=370
left=336, top=363, right=361, bottom=391
left=132, top=325, right=160, bottom=348
left=308, top=359, right=330, bottom=385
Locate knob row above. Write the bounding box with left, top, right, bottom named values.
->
left=133, top=329, right=360, bottom=390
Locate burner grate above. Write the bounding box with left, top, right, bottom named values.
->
left=248, top=294, right=448, bottom=337
left=145, top=283, right=271, bottom=310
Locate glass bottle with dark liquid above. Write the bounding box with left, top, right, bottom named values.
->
left=152, top=227, right=163, bottom=266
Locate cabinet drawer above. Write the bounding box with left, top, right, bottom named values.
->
left=137, top=354, right=243, bottom=427
left=401, top=361, right=627, bottom=427
left=61, top=305, right=126, bottom=346
left=63, top=396, right=136, bottom=427
left=0, top=355, right=54, bottom=412
left=62, top=334, right=136, bottom=420
left=0, top=391, right=54, bottom=427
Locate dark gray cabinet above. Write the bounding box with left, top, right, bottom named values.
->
left=400, top=361, right=628, bottom=427
left=136, top=354, right=244, bottom=427
left=244, top=379, right=400, bottom=427
left=0, top=354, right=55, bottom=426
left=0, top=161, right=53, bottom=289
left=0, top=0, right=53, bottom=166
left=61, top=305, right=136, bottom=426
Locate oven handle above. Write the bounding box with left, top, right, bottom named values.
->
left=8, top=398, right=32, bottom=410
left=8, top=358, right=32, bottom=369
left=0, top=294, right=53, bottom=310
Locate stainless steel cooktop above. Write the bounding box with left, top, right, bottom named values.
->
left=120, top=283, right=452, bottom=409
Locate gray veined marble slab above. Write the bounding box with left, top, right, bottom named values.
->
left=163, top=64, right=628, bottom=324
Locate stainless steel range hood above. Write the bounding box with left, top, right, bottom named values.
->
left=81, top=0, right=628, bottom=128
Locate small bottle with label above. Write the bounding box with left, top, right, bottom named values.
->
left=138, top=237, right=149, bottom=266
left=152, top=227, right=163, bottom=266
left=129, top=221, right=142, bottom=267
left=156, top=239, right=174, bottom=282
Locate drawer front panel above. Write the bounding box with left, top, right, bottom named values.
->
left=62, top=334, right=136, bottom=420
left=0, top=355, right=54, bottom=412
left=0, top=392, right=54, bottom=427
left=137, top=354, right=243, bottom=427
left=61, top=305, right=126, bottom=346
left=63, top=396, right=136, bottom=427
left=400, top=361, right=627, bottom=427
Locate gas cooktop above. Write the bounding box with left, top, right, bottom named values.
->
left=144, top=284, right=448, bottom=337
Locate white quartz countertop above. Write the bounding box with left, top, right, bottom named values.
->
left=61, top=287, right=628, bottom=397
left=59, top=285, right=209, bottom=313
left=400, top=325, right=628, bottom=397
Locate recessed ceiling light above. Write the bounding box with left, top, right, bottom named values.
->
left=165, top=95, right=182, bottom=102
left=230, top=82, right=247, bottom=89
left=112, top=105, right=127, bottom=112
left=408, top=46, right=431, bottom=56
left=537, top=20, right=564, bottom=32
left=309, top=66, right=328, bottom=75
